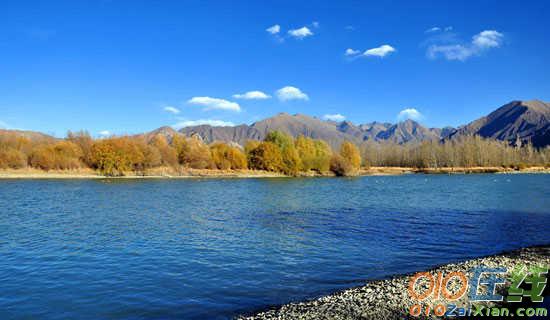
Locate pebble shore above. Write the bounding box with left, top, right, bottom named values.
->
left=238, top=246, right=549, bottom=320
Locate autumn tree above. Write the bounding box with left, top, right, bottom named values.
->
left=295, top=135, right=316, bottom=171
left=339, top=141, right=361, bottom=170
left=67, top=130, right=94, bottom=167
left=265, top=131, right=293, bottom=150
left=150, top=134, right=178, bottom=167
left=247, top=141, right=283, bottom=172
left=178, top=135, right=213, bottom=169
left=90, top=137, right=146, bottom=176
left=264, top=131, right=301, bottom=175
left=210, top=142, right=247, bottom=170
left=0, top=147, right=27, bottom=169
left=330, top=154, right=354, bottom=176
left=312, top=139, right=332, bottom=172
left=28, top=141, right=83, bottom=170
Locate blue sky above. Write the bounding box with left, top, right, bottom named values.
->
left=1, top=0, right=549, bottom=137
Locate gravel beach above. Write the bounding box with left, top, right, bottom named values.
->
left=239, top=246, right=550, bottom=320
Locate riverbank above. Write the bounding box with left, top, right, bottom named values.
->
left=238, top=246, right=550, bottom=320
left=0, top=166, right=548, bottom=179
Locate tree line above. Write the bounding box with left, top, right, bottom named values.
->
left=0, top=130, right=549, bottom=176
left=0, top=130, right=361, bottom=176
left=360, top=135, right=550, bottom=169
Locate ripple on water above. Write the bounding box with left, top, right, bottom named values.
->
left=0, top=175, right=549, bottom=319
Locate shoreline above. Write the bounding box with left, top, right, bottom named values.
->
left=238, top=245, right=550, bottom=320
left=0, top=166, right=549, bottom=179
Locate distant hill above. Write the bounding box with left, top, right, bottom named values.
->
left=375, top=119, right=440, bottom=144
left=176, top=113, right=450, bottom=148
left=0, top=129, right=57, bottom=143
left=447, top=100, right=550, bottom=147
left=33, top=98, right=543, bottom=149
left=140, top=126, right=182, bottom=143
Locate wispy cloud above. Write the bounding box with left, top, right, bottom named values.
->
left=232, top=91, right=271, bottom=100
left=98, top=130, right=111, bottom=136
left=266, top=24, right=280, bottom=35
left=163, top=106, right=180, bottom=114
left=276, top=86, right=309, bottom=101
left=187, top=97, right=241, bottom=112
left=427, top=29, right=504, bottom=61
left=323, top=114, right=346, bottom=122
left=397, top=108, right=423, bottom=121
left=288, top=26, right=313, bottom=39
left=0, top=120, right=9, bottom=129
left=311, top=21, right=320, bottom=28
left=426, top=27, right=441, bottom=33
left=364, top=44, right=396, bottom=57
left=345, top=45, right=396, bottom=59
left=425, top=26, right=453, bottom=33
left=173, top=119, right=235, bottom=129
left=345, top=48, right=360, bottom=56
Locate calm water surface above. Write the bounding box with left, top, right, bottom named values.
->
left=1, top=174, right=549, bottom=319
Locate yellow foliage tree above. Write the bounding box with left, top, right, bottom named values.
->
left=247, top=141, right=283, bottom=172
left=0, top=147, right=27, bottom=169
left=150, top=134, right=178, bottom=167
left=210, top=143, right=247, bottom=170
left=178, top=136, right=213, bottom=169
left=340, top=141, right=361, bottom=170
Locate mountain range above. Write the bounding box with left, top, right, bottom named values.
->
left=177, top=100, right=550, bottom=148
left=2, top=100, right=549, bottom=148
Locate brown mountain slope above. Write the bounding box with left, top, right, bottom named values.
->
left=0, top=129, right=57, bottom=143
left=447, top=100, right=550, bottom=147
left=176, top=113, right=444, bottom=147
left=179, top=124, right=262, bottom=146
left=375, top=119, right=440, bottom=144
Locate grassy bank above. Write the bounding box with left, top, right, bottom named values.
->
left=0, top=166, right=549, bottom=179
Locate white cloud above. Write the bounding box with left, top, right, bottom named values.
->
left=232, top=91, right=271, bottom=100
left=266, top=24, right=280, bottom=34
left=163, top=106, right=180, bottom=114
left=427, top=29, right=504, bottom=61
left=472, top=30, right=504, bottom=48
left=427, top=44, right=473, bottom=61
left=397, top=108, right=423, bottom=121
left=173, top=119, right=235, bottom=129
left=99, top=130, right=111, bottom=136
left=323, top=114, right=346, bottom=122
left=276, top=86, right=309, bottom=101
left=288, top=26, right=313, bottom=39
left=312, top=21, right=320, bottom=28
left=345, top=25, right=355, bottom=31
left=426, top=26, right=452, bottom=33
left=187, top=96, right=241, bottom=112
left=345, top=48, right=360, bottom=56
left=364, top=44, right=396, bottom=57
left=426, top=27, right=441, bottom=33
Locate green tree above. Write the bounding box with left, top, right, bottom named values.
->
left=265, top=131, right=293, bottom=150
